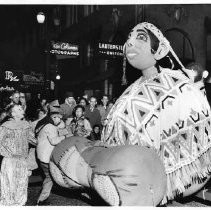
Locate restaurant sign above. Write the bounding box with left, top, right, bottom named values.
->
left=97, top=43, right=124, bottom=58
left=5, top=71, right=20, bottom=82
left=50, top=41, right=79, bottom=59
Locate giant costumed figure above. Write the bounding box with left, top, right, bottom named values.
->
left=49, top=22, right=211, bottom=206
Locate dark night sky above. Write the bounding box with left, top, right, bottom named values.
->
left=0, top=5, right=55, bottom=69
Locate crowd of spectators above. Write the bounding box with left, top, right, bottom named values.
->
left=0, top=90, right=116, bottom=140
left=0, top=89, right=116, bottom=205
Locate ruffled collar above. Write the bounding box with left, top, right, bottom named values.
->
left=1, top=119, right=30, bottom=130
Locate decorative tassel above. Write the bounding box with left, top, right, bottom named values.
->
left=121, top=56, right=128, bottom=86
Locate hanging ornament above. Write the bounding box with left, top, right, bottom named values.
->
left=121, top=56, right=127, bottom=86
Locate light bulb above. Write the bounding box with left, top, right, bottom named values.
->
left=37, top=12, right=45, bottom=24
left=56, top=74, right=61, bottom=80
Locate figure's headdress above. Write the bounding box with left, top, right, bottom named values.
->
left=121, top=22, right=187, bottom=85
left=139, top=22, right=185, bottom=68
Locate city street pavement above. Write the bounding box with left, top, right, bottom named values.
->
left=26, top=170, right=210, bottom=206
left=26, top=171, right=108, bottom=206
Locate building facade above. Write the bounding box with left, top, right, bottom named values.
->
left=57, top=4, right=211, bottom=100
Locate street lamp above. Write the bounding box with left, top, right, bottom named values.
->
left=56, top=73, right=61, bottom=80
left=37, top=11, right=50, bottom=91
left=37, top=12, right=45, bottom=24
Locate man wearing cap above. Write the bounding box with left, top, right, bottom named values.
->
left=36, top=100, right=71, bottom=205
left=60, top=92, right=76, bottom=121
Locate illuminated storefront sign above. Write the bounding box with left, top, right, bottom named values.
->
left=0, top=70, right=45, bottom=92
left=0, top=86, right=15, bottom=92
left=0, top=70, right=22, bottom=92
left=50, top=41, right=79, bottom=58
left=23, top=72, right=44, bottom=85
left=98, top=43, right=124, bottom=57
left=5, top=71, right=20, bottom=82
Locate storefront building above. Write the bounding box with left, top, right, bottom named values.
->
left=57, top=4, right=211, bottom=100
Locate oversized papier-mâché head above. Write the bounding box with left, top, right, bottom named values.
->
left=123, top=22, right=185, bottom=71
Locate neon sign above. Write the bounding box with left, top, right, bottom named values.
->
left=98, top=43, right=124, bottom=57
left=50, top=41, right=79, bottom=57
left=50, top=49, right=79, bottom=56
left=5, top=71, right=19, bottom=82
left=0, top=86, right=15, bottom=92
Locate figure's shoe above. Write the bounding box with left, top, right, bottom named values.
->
left=37, top=198, right=50, bottom=206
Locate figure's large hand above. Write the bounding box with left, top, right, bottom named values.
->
left=50, top=137, right=167, bottom=206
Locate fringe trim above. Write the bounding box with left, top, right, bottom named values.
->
left=161, top=147, right=211, bottom=205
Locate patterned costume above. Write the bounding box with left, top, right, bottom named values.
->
left=0, top=120, right=36, bottom=205
left=48, top=22, right=211, bottom=206
left=102, top=67, right=211, bottom=203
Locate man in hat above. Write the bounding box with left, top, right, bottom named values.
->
left=60, top=92, right=76, bottom=121
left=36, top=101, right=70, bottom=205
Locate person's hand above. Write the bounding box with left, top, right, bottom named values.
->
left=65, top=117, right=72, bottom=126
left=65, top=133, right=73, bottom=138
left=93, top=140, right=109, bottom=147
left=103, top=119, right=108, bottom=126
left=58, top=128, right=69, bottom=136
left=28, top=170, right=32, bottom=177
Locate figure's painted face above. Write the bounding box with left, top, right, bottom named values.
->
left=125, top=24, right=156, bottom=70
